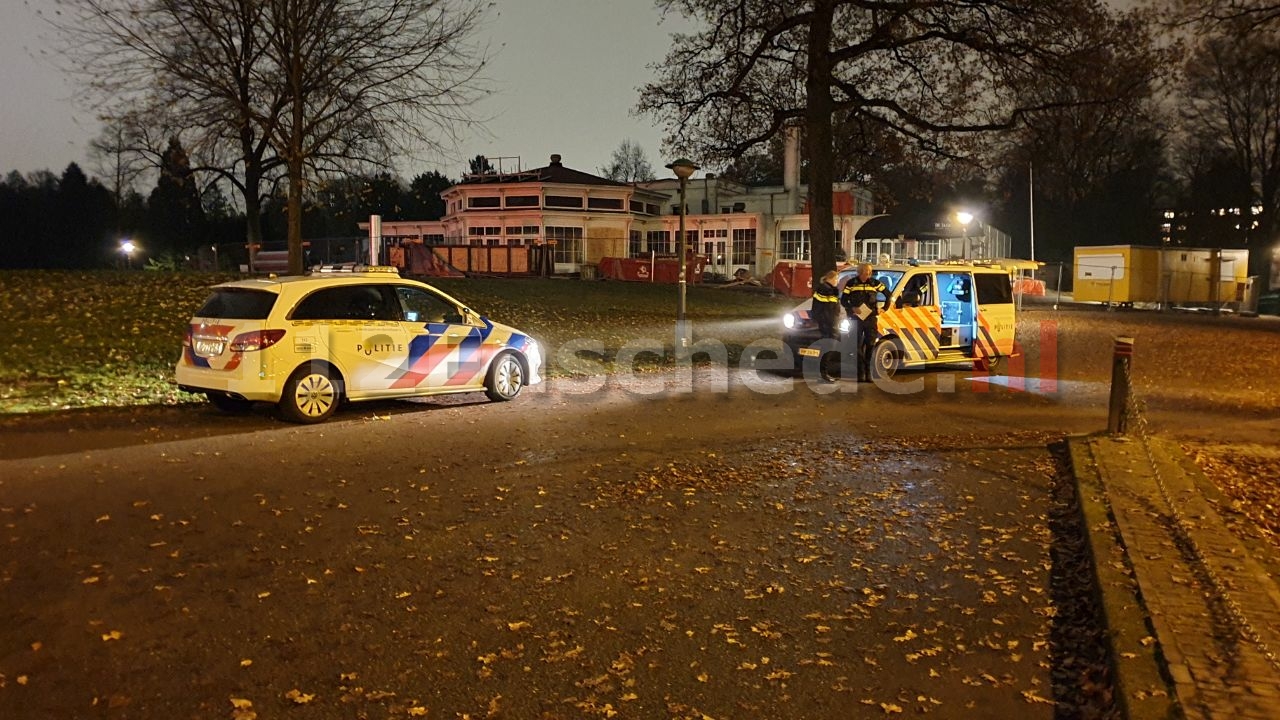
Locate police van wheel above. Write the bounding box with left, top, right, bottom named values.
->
left=279, top=363, right=341, bottom=423
left=984, top=355, right=1007, bottom=376
left=486, top=352, right=525, bottom=402
left=872, top=340, right=903, bottom=380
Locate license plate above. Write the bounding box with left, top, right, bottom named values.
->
left=798, top=347, right=820, bottom=357
left=193, top=337, right=226, bottom=358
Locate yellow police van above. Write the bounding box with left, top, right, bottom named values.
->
left=781, top=261, right=1022, bottom=379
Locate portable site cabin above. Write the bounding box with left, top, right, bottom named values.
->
left=1073, top=245, right=1250, bottom=308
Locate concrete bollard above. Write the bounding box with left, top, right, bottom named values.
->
left=1107, top=336, right=1134, bottom=435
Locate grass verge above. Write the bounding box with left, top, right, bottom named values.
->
left=0, top=271, right=796, bottom=413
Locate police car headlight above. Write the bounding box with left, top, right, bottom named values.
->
left=783, top=313, right=796, bottom=329
left=839, top=317, right=851, bottom=334
left=527, top=339, right=542, bottom=369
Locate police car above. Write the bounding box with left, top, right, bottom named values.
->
left=781, top=262, right=1020, bottom=380
left=175, top=266, right=542, bottom=423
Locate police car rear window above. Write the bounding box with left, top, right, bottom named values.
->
left=194, top=288, right=277, bottom=319
left=975, top=273, right=1013, bottom=305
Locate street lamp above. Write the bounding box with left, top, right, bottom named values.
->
left=119, top=239, right=138, bottom=269
left=666, top=157, right=700, bottom=356
left=954, top=211, right=974, bottom=260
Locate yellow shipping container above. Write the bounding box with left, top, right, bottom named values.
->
left=1073, top=245, right=1249, bottom=307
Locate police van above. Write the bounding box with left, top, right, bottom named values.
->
left=780, top=262, right=1022, bottom=380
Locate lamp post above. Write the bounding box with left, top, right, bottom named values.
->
left=666, top=158, right=700, bottom=356
left=119, top=239, right=137, bottom=269
left=954, top=211, right=973, bottom=260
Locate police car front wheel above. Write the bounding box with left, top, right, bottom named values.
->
left=280, top=363, right=342, bottom=423
left=486, top=353, right=525, bottom=402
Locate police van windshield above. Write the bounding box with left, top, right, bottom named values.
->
left=838, top=269, right=904, bottom=292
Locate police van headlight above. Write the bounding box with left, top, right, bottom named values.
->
left=839, top=317, right=851, bottom=334
left=783, top=313, right=796, bottom=329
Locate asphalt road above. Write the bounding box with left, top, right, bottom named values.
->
left=1, top=307, right=1277, bottom=719
left=0, top=363, right=1164, bottom=719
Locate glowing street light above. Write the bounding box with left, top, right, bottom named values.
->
left=953, top=211, right=975, bottom=260
left=119, top=239, right=138, bottom=269
left=665, top=157, right=700, bottom=356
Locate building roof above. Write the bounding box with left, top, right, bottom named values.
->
left=458, top=154, right=630, bottom=188
left=857, top=209, right=968, bottom=240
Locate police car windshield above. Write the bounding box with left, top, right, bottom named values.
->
left=839, top=269, right=903, bottom=291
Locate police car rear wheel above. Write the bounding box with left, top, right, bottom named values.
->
left=486, top=353, right=524, bottom=402
left=872, top=340, right=902, bottom=380
left=280, top=364, right=340, bottom=423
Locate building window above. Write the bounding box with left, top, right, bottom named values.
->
left=424, top=234, right=445, bottom=245
left=587, top=197, right=625, bottom=211
left=629, top=230, right=643, bottom=257
left=505, top=195, right=539, bottom=208
left=917, top=240, right=940, bottom=262
left=545, top=195, right=584, bottom=208
left=468, top=226, right=500, bottom=236
left=732, top=228, right=756, bottom=265
left=779, top=229, right=809, bottom=261
left=630, top=200, right=645, bottom=214
left=645, top=203, right=660, bottom=215
left=546, top=226, right=583, bottom=264
left=703, top=228, right=727, bottom=239
left=505, top=224, right=538, bottom=246
left=467, top=196, right=500, bottom=209
left=646, top=230, right=671, bottom=254
left=486, top=238, right=502, bottom=246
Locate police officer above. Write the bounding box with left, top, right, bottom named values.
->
left=810, top=270, right=840, bottom=339
left=841, top=262, right=889, bottom=382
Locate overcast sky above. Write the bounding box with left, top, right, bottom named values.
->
left=1, top=0, right=1141, bottom=185
left=0, top=0, right=687, bottom=182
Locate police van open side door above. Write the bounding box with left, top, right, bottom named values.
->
left=935, top=271, right=976, bottom=352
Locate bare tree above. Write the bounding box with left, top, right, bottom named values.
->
left=1172, top=0, right=1280, bottom=29
left=1180, top=26, right=1280, bottom=274
left=640, top=0, right=1152, bottom=276
left=263, top=0, right=491, bottom=272
left=600, top=139, right=656, bottom=182
left=54, top=0, right=490, bottom=273
left=53, top=0, right=287, bottom=266
left=87, top=116, right=153, bottom=207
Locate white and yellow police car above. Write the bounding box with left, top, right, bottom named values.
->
left=781, top=262, right=1021, bottom=379
left=176, top=266, right=542, bottom=423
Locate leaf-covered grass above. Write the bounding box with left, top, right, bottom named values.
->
left=0, top=271, right=797, bottom=413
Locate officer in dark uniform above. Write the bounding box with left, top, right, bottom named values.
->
left=810, top=270, right=841, bottom=339
left=841, top=262, right=889, bottom=382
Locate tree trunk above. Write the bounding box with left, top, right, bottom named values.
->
left=243, top=182, right=264, bottom=274
left=286, top=7, right=306, bottom=277
left=806, top=0, right=837, bottom=278
left=287, top=154, right=304, bottom=275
